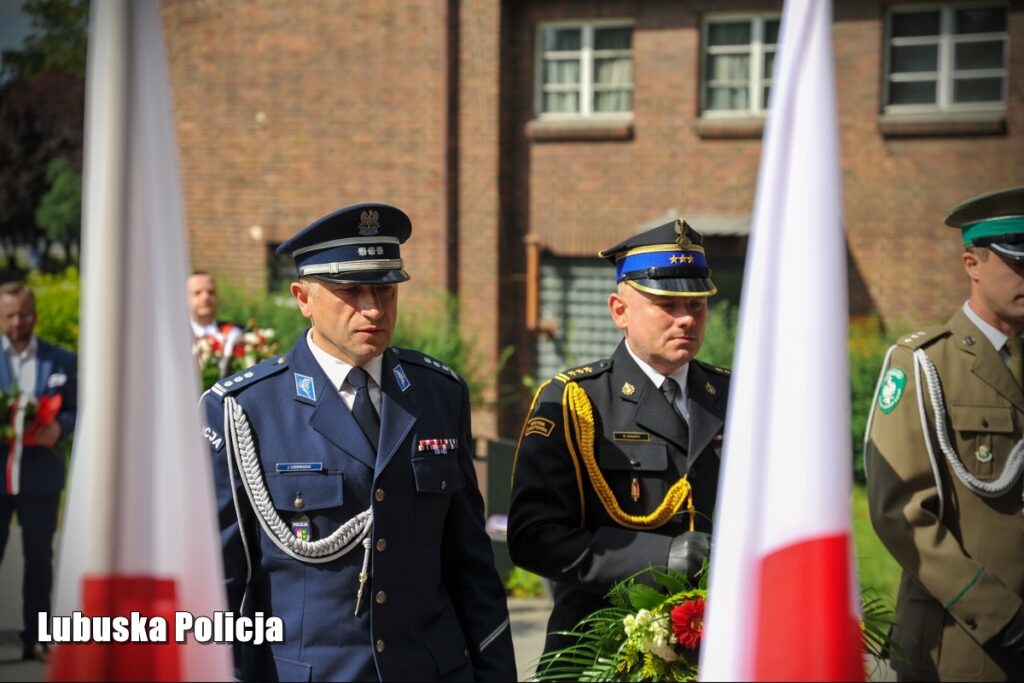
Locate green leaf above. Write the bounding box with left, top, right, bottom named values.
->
left=626, top=584, right=664, bottom=611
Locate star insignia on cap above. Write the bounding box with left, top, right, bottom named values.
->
left=621, top=382, right=635, bottom=396
left=358, top=209, right=381, bottom=236
left=674, top=218, right=692, bottom=248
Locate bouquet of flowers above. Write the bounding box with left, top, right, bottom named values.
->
left=535, top=566, right=894, bottom=682
left=194, top=321, right=280, bottom=390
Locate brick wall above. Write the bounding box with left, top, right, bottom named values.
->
left=161, top=0, right=453, bottom=301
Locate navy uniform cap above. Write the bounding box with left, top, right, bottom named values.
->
left=276, top=203, right=412, bottom=284
left=599, top=218, right=717, bottom=296
left=947, top=186, right=1024, bottom=263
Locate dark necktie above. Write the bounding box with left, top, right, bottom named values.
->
left=661, top=377, right=688, bottom=426
left=1007, top=337, right=1024, bottom=389
left=347, top=367, right=380, bottom=451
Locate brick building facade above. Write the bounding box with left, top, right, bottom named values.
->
left=162, top=0, right=1024, bottom=439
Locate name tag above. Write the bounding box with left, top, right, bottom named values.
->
left=613, top=432, right=651, bottom=442
left=275, top=462, right=324, bottom=473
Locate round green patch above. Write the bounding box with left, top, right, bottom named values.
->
left=878, top=368, right=907, bottom=414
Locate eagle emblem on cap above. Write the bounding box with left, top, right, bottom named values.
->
left=358, top=209, right=381, bottom=236
left=674, top=218, right=692, bottom=248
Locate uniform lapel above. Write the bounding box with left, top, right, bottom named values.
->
left=686, top=363, right=725, bottom=469
left=290, top=341, right=377, bottom=470
left=614, top=343, right=689, bottom=452
left=375, top=350, right=418, bottom=476
left=952, top=309, right=1024, bottom=412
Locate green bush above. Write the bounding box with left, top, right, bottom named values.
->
left=697, top=300, right=738, bottom=369
left=505, top=566, right=546, bottom=598
left=28, top=266, right=80, bottom=350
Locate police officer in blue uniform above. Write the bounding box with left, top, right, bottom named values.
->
left=201, top=204, right=516, bottom=682
left=508, top=219, right=730, bottom=657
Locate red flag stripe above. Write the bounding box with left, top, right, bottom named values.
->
left=753, top=534, right=863, bottom=681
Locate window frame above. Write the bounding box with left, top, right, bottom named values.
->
left=699, top=13, right=781, bottom=119
left=534, top=18, right=636, bottom=121
left=883, top=2, right=1008, bottom=114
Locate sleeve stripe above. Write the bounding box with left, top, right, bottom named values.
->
left=944, top=565, right=985, bottom=609
left=478, top=617, right=510, bottom=652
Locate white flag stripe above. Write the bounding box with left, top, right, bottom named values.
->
left=53, top=1, right=232, bottom=678
left=699, top=0, right=852, bottom=679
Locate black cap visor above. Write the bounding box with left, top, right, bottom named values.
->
left=972, top=234, right=1024, bottom=263
left=313, top=268, right=411, bottom=285
left=625, top=276, right=717, bottom=297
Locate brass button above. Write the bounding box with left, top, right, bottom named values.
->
left=374, top=488, right=385, bottom=502
left=375, top=590, right=387, bottom=604
left=376, top=639, right=385, bottom=653
left=376, top=538, right=387, bottom=552
left=294, top=495, right=305, bottom=510
left=441, top=480, right=447, bottom=490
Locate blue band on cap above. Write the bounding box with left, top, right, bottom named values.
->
left=616, top=249, right=708, bottom=281
left=294, top=242, right=402, bottom=276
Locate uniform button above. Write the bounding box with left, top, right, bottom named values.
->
left=375, top=488, right=386, bottom=502
left=441, top=480, right=447, bottom=490
left=375, top=590, right=387, bottom=604
left=966, top=618, right=978, bottom=629
left=376, top=538, right=387, bottom=552
left=376, top=639, right=385, bottom=653
left=464, top=647, right=469, bottom=657
left=294, top=496, right=305, bottom=510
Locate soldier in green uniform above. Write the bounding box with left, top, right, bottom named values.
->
left=507, top=218, right=730, bottom=656
left=866, top=186, right=1024, bottom=681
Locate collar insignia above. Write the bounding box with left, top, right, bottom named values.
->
left=705, top=381, right=716, bottom=396
left=294, top=373, right=316, bottom=401
left=621, top=382, right=636, bottom=397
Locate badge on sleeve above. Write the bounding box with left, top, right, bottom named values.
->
left=524, top=417, right=555, bottom=438
left=294, top=373, right=316, bottom=401
left=878, top=368, right=906, bottom=414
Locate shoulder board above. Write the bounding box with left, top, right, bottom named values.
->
left=210, top=355, right=289, bottom=400
left=391, top=348, right=462, bottom=383
left=894, top=326, right=948, bottom=351
left=554, top=359, right=612, bottom=383
left=693, top=359, right=731, bottom=376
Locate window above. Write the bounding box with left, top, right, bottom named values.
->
left=536, top=21, right=634, bottom=118
left=701, top=15, right=780, bottom=116
left=885, top=4, right=1007, bottom=112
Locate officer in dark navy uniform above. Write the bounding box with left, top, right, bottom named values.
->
left=201, top=204, right=516, bottom=682
left=508, top=218, right=730, bottom=656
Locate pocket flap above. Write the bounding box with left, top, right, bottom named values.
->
left=265, top=471, right=344, bottom=512
left=598, top=444, right=668, bottom=471
left=949, top=404, right=1015, bottom=433
left=411, top=455, right=466, bottom=494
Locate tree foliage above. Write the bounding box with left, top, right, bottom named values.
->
left=0, top=0, right=87, bottom=273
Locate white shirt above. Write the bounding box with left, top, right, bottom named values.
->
left=305, top=330, right=383, bottom=414
left=2, top=334, right=38, bottom=400
left=624, top=340, right=691, bottom=421
left=963, top=301, right=1022, bottom=368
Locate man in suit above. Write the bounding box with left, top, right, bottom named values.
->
left=508, top=218, right=730, bottom=656
left=200, top=203, right=516, bottom=682
left=188, top=270, right=243, bottom=378
left=866, top=186, right=1024, bottom=681
left=0, top=281, right=77, bottom=663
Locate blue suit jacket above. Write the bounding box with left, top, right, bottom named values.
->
left=0, top=338, right=78, bottom=497
left=201, top=336, right=515, bottom=682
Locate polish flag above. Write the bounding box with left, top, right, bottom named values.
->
left=47, top=1, right=232, bottom=680
left=698, top=0, right=863, bottom=680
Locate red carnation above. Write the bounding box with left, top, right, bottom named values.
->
left=670, top=597, right=704, bottom=650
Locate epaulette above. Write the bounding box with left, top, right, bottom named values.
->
left=554, top=359, right=612, bottom=383
left=210, top=355, right=290, bottom=400
left=694, top=358, right=731, bottom=376
left=391, top=347, right=462, bottom=383
left=894, top=326, right=948, bottom=351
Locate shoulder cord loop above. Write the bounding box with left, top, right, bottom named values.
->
left=564, top=381, right=694, bottom=531
left=223, top=396, right=373, bottom=563
left=914, top=348, right=1024, bottom=502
